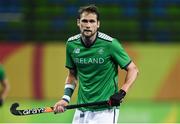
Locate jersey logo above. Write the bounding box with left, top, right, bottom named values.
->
left=73, top=48, right=80, bottom=54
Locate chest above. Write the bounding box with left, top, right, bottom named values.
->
left=71, top=45, right=110, bottom=66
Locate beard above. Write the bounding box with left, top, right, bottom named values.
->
left=82, top=29, right=97, bottom=38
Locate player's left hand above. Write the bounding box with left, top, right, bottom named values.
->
left=0, top=98, right=3, bottom=107
left=108, top=89, right=126, bottom=106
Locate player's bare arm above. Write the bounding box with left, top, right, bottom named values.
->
left=109, top=61, right=138, bottom=106
left=121, top=61, right=139, bottom=92
left=0, top=78, right=9, bottom=106
left=54, top=69, right=77, bottom=113
left=0, top=78, right=10, bottom=100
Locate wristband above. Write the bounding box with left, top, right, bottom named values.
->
left=62, top=83, right=75, bottom=103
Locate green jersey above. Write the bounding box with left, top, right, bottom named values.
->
left=0, top=65, right=5, bottom=81
left=66, top=32, right=131, bottom=111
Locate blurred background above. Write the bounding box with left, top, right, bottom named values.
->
left=0, top=0, right=180, bottom=123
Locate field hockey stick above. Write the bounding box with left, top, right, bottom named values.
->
left=10, top=101, right=109, bottom=116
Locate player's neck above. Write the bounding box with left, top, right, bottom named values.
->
left=81, top=32, right=97, bottom=47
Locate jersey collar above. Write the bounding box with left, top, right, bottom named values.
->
left=80, top=32, right=98, bottom=48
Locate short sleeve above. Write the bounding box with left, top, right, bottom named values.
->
left=0, top=65, right=5, bottom=81
left=65, top=42, right=75, bottom=69
left=110, top=39, right=131, bottom=69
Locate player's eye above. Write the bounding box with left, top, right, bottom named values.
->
left=89, top=20, right=96, bottom=23
left=81, top=19, right=88, bottom=23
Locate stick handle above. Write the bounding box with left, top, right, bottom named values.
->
left=65, top=100, right=109, bottom=109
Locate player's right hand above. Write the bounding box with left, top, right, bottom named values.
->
left=53, top=99, right=68, bottom=113
left=0, top=98, right=3, bottom=107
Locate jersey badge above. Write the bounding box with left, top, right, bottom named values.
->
left=98, top=48, right=104, bottom=54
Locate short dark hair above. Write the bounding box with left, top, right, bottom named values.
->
left=78, top=5, right=100, bottom=20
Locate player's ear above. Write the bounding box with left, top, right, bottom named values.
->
left=77, top=19, right=80, bottom=27
left=97, top=20, right=100, bottom=28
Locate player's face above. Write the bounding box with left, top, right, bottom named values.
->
left=77, top=12, right=100, bottom=38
